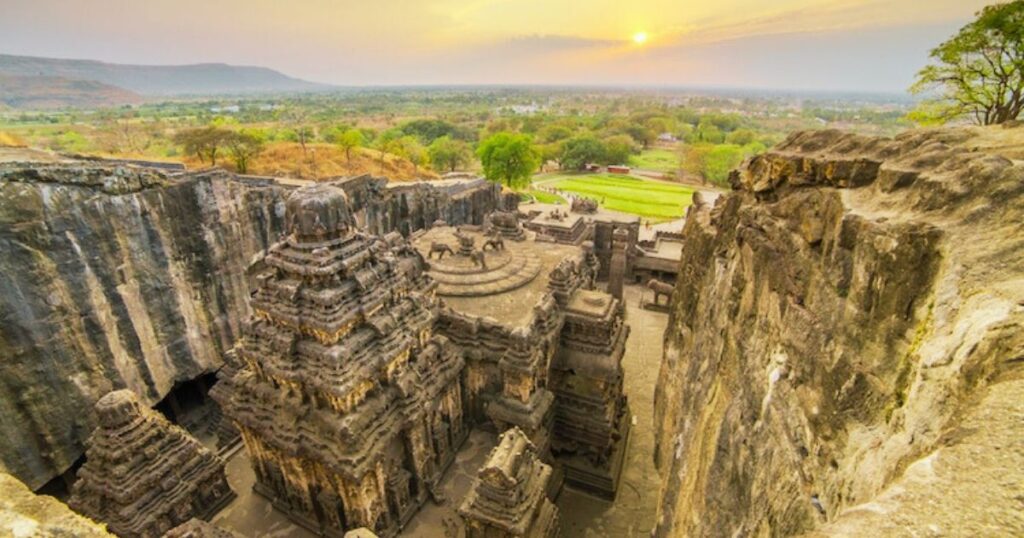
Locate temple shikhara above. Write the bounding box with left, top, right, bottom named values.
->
left=459, top=427, right=560, bottom=538
left=213, top=184, right=467, bottom=537
left=210, top=180, right=633, bottom=536
left=68, top=390, right=235, bottom=538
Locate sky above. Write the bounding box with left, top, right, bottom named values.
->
left=0, top=0, right=996, bottom=92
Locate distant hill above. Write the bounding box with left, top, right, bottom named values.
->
left=0, top=54, right=328, bottom=96
left=0, top=74, right=143, bottom=109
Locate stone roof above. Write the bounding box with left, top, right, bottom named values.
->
left=68, top=390, right=234, bottom=538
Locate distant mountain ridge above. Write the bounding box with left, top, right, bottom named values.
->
left=0, top=74, right=144, bottom=109
left=0, top=54, right=329, bottom=96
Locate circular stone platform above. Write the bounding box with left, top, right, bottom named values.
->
left=426, top=249, right=542, bottom=297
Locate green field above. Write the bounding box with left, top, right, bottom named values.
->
left=629, top=148, right=680, bottom=174
left=544, top=173, right=694, bottom=221
left=518, top=189, right=566, bottom=205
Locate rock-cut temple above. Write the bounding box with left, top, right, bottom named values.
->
left=215, top=181, right=632, bottom=537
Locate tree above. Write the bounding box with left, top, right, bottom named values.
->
left=910, top=1, right=1024, bottom=125
left=686, top=121, right=725, bottom=144
left=680, top=143, right=765, bottom=188
left=428, top=136, right=471, bottom=173
left=726, top=128, right=757, bottom=145
left=603, top=134, right=638, bottom=165
left=623, top=123, right=657, bottom=148
left=399, top=119, right=473, bottom=144
left=374, top=128, right=404, bottom=173
left=476, top=132, right=540, bottom=189
left=336, top=129, right=365, bottom=164
left=172, top=127, right=232, bottom=166
left=560, top=135, right=607, bottom=170
left=225, top=130, right=265, bottom=174
left=398, top=136, right=427, bottom=175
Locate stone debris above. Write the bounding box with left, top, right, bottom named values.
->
left=458, top=427, right=559, bottom=538
left=68, top=389, right=234, bottom=538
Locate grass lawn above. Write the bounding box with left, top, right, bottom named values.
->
left=519, top=189, right=566, bottom=204
left=545, top=173, right=694, bottom=221
left=629, top=147, right=680, bottom=174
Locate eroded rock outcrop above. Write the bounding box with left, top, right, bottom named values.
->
left=0, top=164, right=286, bottom=489
left=653, top=127, right=1024, bottom=536
left=0, top=472, right=113, bottom=537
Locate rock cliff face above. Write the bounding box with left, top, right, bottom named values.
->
left=653, top=127, right=1024, bottom=536
left=0, top=164, right=512, bottom=493
left=0, top=164, right=286, bottom=490
left=0, top=472, right=113, bottom=537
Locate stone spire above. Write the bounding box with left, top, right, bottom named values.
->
left=459, top=427, right=559, bottom=538
left=68, top=389, right=234, bottom=538
left=214, top=183, right=467, bottom=537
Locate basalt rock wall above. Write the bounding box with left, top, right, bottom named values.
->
left=653, top=127, right=1024, bottom=536
left=338, top=175, right=513, bottom=237
left=0, top=164, right=287, bottom=490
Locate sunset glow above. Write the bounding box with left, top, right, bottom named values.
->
left=0, top=0, right=995, bottom=90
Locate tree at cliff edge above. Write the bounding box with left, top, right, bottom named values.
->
left=910, top=0, right=1024, bottom=125
left=477, top=132, right=540, bottom=190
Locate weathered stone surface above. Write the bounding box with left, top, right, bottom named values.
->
left=0, top=472, right=113, bottom=537
left=0, top=166, right=509, bottom=492
left=215, top=184, right=468, bottom=537
left=653, top=127, right=1024, bottom=536
left=0, top=164, right=286, bottom=490
left=161, top=518, right=242, bottom=538
left=69, top=390, right=234, bottom=538
left=459, top=427, right=559, bottom=538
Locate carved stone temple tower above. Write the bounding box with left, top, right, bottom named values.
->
left=459, top=427, right=559, bottom=538
left=68, top=390, right=234, bottom=538
left=214, top=183, right=467, bottom=538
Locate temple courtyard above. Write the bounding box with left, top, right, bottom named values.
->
left=211, top=284, right=666, bottom=537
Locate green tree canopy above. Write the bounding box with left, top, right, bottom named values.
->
left=225, top=129, right=265, bottom=174
left=336, top=129, right=365, bottom=163
left=910, top=1, right=1024, bottom=125
left=560, top=135, right=607, bottom=170
left=428, top=136, right=472, bottom=173
left=172, top=126, right=233, bottom=165
left=477, top=132, right=540, bottom=189
left=397, top=136, right=428, bottom=174
left=602, top=135, right=638, bottom=165
left=399, top=119, right=475, bottom=144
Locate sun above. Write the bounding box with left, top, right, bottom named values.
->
left=633, top=32, right=648, bottom=45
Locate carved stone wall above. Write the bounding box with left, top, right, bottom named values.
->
left=215, top=184, right=468, bottom=537
left=69, top=390, right=234, bottom=538
left=458, top=427, right=559, bottom=538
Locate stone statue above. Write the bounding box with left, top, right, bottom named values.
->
left=429, top=242, right=455, bottom=259
left=571, top=197, right=598, bottom=214
left=483, top=234, right=505, bottom=251
left=469, top=249, right=487, bottom=269
left=647, top=278, right=674, bottom=305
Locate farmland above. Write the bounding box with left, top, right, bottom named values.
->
left=539, top=173, right=695, bottom=221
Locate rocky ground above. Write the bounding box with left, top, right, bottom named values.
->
left=653, top=125, right=1024, bottom=536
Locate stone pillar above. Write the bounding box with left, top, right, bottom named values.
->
left=609, top=227, right=628, bottom=300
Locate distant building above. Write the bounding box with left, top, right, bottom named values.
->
left=607, top=165, right=630, bottom=174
